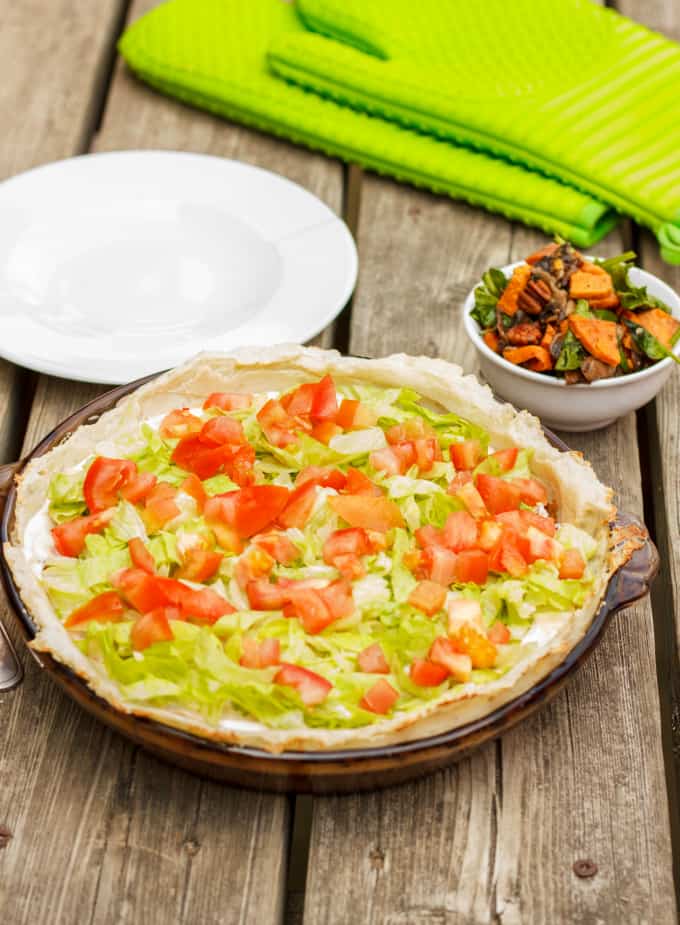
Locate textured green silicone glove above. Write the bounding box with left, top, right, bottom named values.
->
left=270, top=0, right=680, bottom=263
left=118, top=0, right=616, bottom=247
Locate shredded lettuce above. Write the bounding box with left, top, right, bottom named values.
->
left=202, top=474, right=238, bottom=495
left=48, top=470, right=87, bottom=523
left=390, top=528, right=417, bottom=602
left=40, top=384, right=598, bottom=732
left=131, top=423, right=186, bottom=485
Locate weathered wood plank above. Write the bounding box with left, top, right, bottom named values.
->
left=0, top=3, right=345, bottom=924
left=303, top=172, right=676, bottom=923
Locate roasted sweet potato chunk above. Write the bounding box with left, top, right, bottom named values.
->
left=497, top=265, right=531, bottom=317
left=569, top=316, right=620, bottom=366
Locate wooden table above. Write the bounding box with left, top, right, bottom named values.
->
left=1, top=2, right=679, bottom=922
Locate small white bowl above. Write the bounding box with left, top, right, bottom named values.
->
left=463, top=261, right=680, bottom=431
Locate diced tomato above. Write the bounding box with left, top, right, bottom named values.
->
left=204, top=491, right=240, bottom=527
left=525, top=526, right=563, bottom=564
left=560, top=548, right=586, bottom=579
left=391, top=443, right=417, bottom=471
left=176, top=548, right=223, bottom=582
left=332, top=554, right=366, bottom=580
left=450, top=440, right=483, bottom=471
left=476, top=474, right=522, bottom=514
left=412, top=438, right=439, bottom=472
left=155, top=577, right=234, bottom=624
left=228, top=445, right=256, bottom=487
left=487, top=622, right=511, bottom=645
left=240, top=636, right=281, bottom=669
left=429, top=637, right=472, bottom=681
left=199, top=416, right=245, bottom=446
left=453, top=624, right=497, bottom=669
left=360, top=679, right=399, bottom=714
left=278, top=481, right=317, bottom=529
left=282, top=382, right=317, bottom=417
left=488, top=534, right=527, bottom=577
left=121, top=471, right=157, bottom=504
left=335, top=399, right=359, bottom=430
left=477, top=520, right=504, bottom=552
left=171, top=436, right=235, bottom=480
left=369, top=447, right=403, bottom=476
left=52, top=510, right=113, bottom=557
left=128, top=537, right=156, bottom=574
left=311, top=421, right=342, bottom=445
left=274, top=663, right=332, bottom=705
left=323, top=527, right=371, bottom=564
left=159, top=409, right=203, bottom=440
left=131, top=607, right=176, bottom=651
left=235, top=485, right=291, bottom=537
left=319, top=579, right=354, bottom=620
left=64, top=590, right=124, bottom=628
left=419, top=545, right=458, bottom=586
left=288, top=588, right=335, bottom=634
left=111, top=568, right=169, bottom=613
left=203, top=391, right=253, bottom=412
left=447, top=597, right=484, bottom=634
left=455, top=481, right=488, bottom=519
left=386, top=417, right=435, bottom=443
left=415, top=525, right=444, bottom=548
left=358, top=642, right=390, bottom=674
left=408, top=580, right=447, bottom=616
left=410, top=658, right=449, bottom=687
left=246, top=579, right=288, bottom=611
left=336, top=399, right=377, bottom=430
left=343, top=467, right=382, bottom=496
left=510, top=477, right=548, bottom=506
left=403, top=550, right=422, bottom=572
left=496, top=509, right=556, bottom=539
left=310, top=374, right=338, bottom=422
left=234, top=546, right=275, bottom=588
left=447, top=470, right=473, bottom=494
left=328, top=495, right=404, bottom=532
left=180, top=474, right=207, bottom=512
left=211, top=523, right=244, bottom=555
left=83, top=457, right=136, bottom=512
left=454, top=549, right=489, bottom=585
left=256, top=399, right=297, bottom=447
left=442, top=511, right=478, bottom=552
left=518, top=510, right=556, bottom=537
left=296, top=466, right=347, bottom=491
left=144, top=482, right=180, bottom=531
left=253, top=532, right=299, bottom=565
left=489, top=447, right=519, bottom=473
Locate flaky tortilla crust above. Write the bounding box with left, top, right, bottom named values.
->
left=5, top=346, right=616, bottom=752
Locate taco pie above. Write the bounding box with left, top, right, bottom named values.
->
left=5, top=346, right=623, bottom=752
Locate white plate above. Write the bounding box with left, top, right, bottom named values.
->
left=0, top=151, right=358, bottom=383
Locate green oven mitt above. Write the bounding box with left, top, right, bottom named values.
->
left=269, top=0, right=680, bottom=264
left=118, top=0, right=616, bottom=247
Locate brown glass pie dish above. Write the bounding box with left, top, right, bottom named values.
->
left=0, top=371, right=659, bottom=793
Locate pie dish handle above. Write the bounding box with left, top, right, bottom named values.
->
left=0, top=459, right=24, bottom=691
left=607, top=511, right=660, bottom=613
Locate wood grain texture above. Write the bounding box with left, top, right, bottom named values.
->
left=303, top=172, right=676, bottom=922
